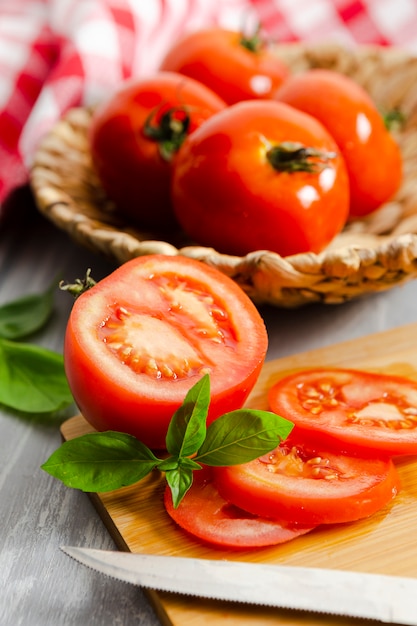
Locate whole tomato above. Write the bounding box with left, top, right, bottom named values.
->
left=171, top=100, right=350, bottom=257
left=159, top=27, right=289, bottom=105
left=88, top=72, right=226, bottom=229
left=64, top=255, right=268, bottom=450
left=274, top=69, right=403, bottom=218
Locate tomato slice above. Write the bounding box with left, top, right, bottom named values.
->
left=164, top=467, right=314, bottom=548
left=213, top=440, right=400, bottom=526
left=268, top=368, right=417, bottom=456
left=64, top=255, right=268, bottom=449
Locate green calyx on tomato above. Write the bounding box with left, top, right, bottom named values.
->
left=383, top=107, right=406, bottom=132
left=143, top=103, right=191, bottom=161
left=41, top=374, right=294, bottom=508
left=59, top=268, right=96, bottom=299
left=266, top=141, right=337, bottom=173
left=238, top=23, right=264, bottom=54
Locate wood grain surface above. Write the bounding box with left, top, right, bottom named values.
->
left=61, top=322, right=417, bottom=626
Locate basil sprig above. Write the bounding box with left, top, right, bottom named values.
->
left=42, top=375, right=293, bottom=507
left=0, top=282, right=73, bottom=414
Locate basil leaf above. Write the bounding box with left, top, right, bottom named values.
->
left=0, top=282, right=55, bottom=339
left=41, top=431, right=160, bottom=492
left=165, top=465, right=194, bottom=508
left=165, top=374, right=210, bottom=457
left=0, top=338, right=73, bottom=413
left=195, top=409, right=294, bottom=466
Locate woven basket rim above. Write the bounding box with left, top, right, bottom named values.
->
left=30, top=41, right=417, bottom=307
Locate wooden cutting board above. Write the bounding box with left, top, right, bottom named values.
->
left=61, top=322, right=417, bottom=626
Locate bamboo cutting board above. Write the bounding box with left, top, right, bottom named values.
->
left=61, top=322, right=417, bottom=626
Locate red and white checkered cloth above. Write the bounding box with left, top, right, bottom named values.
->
left=1, top=0, right=417, bottom=215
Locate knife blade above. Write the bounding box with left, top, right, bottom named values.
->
left=61, top=546, right=416, bottom=624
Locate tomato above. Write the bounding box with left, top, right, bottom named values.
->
left=159, top=27, right=289, bottom=105
left=171, top=100, right=350, bottom=257
left=268, top=368, right=417, bottom=456
left=88, top=72, right=226, bottom=229
left=64, top=255, right=268, bottom=449
left=274, top=69, right=403, bottom=218
left=164, top=466, right=314, bottom=548
left=213, top=439, right=400, bottom=526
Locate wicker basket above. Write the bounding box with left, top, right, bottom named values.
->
left=30, top=42, right=417, bottom=307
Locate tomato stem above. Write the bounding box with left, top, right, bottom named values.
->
left=143, top=103, right=191, bottom=161
left=383, top=107, right=406, bottom=132
left=59, top=268, right=97, bottom=299
left=266, top=141, right=337, bottom=173
left=239, top=23, right=264, bottom=53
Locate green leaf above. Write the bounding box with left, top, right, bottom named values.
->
left=165, top=374, right=210, bottom=458
left=165, top=465, right=194, bottom=508
left=0, top=282, right=55, bottom=340
left=0, top=338, right=73, bottom=413
left=41, top=431, right=160, bottom=492
left=195, top=409, right=294, bottom=466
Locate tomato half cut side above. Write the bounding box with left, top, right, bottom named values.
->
left=213, top=440, right=400, bottom=526
left=64, top=255, right=268, bottom=449
left=268, top=368, right=417, bottom=456
left=164, top=467, right=314, bottom=549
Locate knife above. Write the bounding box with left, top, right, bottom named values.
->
left=61, top=545, right=417, bottom=624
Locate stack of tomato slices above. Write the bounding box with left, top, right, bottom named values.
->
left=165, top=368, right=417, bottom=549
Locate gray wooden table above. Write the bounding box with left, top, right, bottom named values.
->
left=1, top=194, right=417, bottom=626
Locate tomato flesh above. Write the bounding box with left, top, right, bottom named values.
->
left=268, top=368, right=417, bottom=456
left=214, top=440, right=400, bottom=526
left=164, top=467, right=314, bottom=548
left=64, top=255, right=268, bottom=449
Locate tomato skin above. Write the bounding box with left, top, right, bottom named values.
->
left=171, top=100, right=349, bottom=257
left=164, top=466, right=314, bottom=548
left=268, top=368, right=417, bottom=456
left=88, top=72, right=226, bottom=229
left=274, top=69, right=403, bottom=218
left=213, top=440, right=400, bottom=526
left=64, top=255, right=268, bottom=450
left=160, top=28, right=290, bottom=105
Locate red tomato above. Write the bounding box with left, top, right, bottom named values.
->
left=268, top=368, right=417, bottom=456
left=64, top=255, right=268, bottom=449
left=164, top=466, right=314, bottom=548
left=274, top=69, right=403, bottom=217
left=88, top=72, right=226, bottom=229
left=213, top=440, right=400, bottom=526
left=159, top=27, right=289, bottom=105
left=171, top=100, right=350, bottom=257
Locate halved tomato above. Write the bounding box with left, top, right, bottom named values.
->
left=164, top=466, right=314, bottom=548
left=268, top=368, right=417, bottom=456
left=213, top=439, right=400, bottom=526
left=64, top=255, right=268, bottom=449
